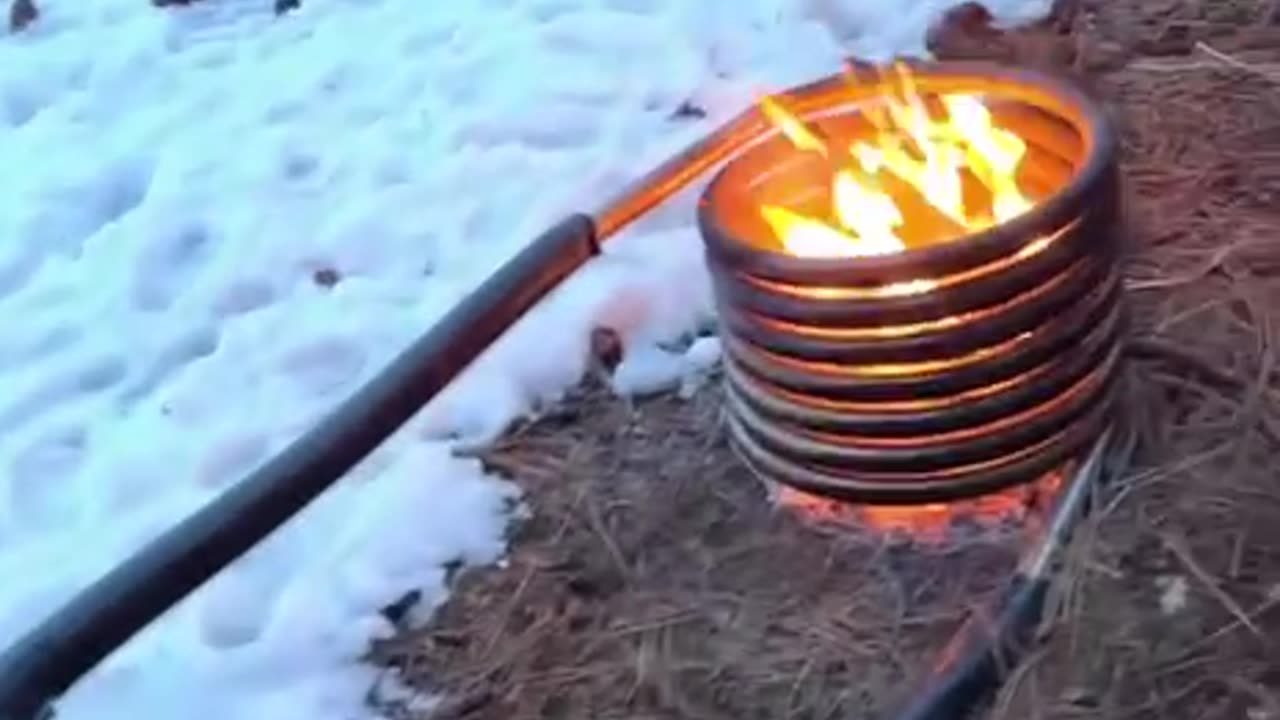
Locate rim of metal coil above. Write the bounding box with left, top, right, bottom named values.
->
left=697, top=62, right=1118, bottom=288
left=699, top=62, right=1124, bottom=505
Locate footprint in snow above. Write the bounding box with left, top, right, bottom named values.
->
left=131, top=220, right=216, bottom=312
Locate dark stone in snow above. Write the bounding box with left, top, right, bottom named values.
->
left=668, top=100, right=707, bottom=121
left=8, top=0, right=38, bottom=33
left=381, top=589, right=422, bottom=626
left=312, top=267, right=342, bottom=289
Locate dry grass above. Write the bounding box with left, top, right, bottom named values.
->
left=989, top=2, right=1280, bottom=718
left=370, top=380, right=1037, bottom=719
left=373, top=1, right=1280, bottom=718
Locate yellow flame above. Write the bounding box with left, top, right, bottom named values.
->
left=758, top=70, right=1033, bottom=259
left=942, top=94, right=1033, bottom=224
left=759, top=96, right=829, bottom=156
left=760, top=205, right=864, bottom=258
left=832, top=171, right=904, bottom=255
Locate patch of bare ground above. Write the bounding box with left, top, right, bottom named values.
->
left=371, top=377, right=1040, bottom=719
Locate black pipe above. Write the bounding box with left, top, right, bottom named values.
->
left=893, top=575, right=1050, bottom=720
left=0, top=215, right=599, bottom=720
left=888, top=424, right=1132, bottom=720
left=0, top=45, right=798, bottom=715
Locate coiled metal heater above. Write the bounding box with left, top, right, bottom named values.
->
left=699, top=65, right=1123, bottom=505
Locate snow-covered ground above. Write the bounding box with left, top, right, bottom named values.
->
left=0, top=0, right=1048, bottom=718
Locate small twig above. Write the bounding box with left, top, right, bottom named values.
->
left=1127, top=40, right=1280, bottom=85
left=604, top=611, right=703, bottom=638
left=1151, top=593, right=1280, bottom=678
left=1194, top=40, right=1280, bottom=83
left=1129, top=57, right=1280, bottom=75
left=582, top=483, right=633, bottom=583
left=1190, top=592, right=1280, bottom=651
left=1229, top=527, right=1248, bottom=579
left=1084, top=558, right=1124, bottom=580
left=1095, top=440, right=1233, bottom=521
left=785, top=657, right=817, bottom=715
left=1124, top=237, right=1252, bottom=291
left=1128, top=336, right=1280, bottom=445
left=455, top=612, right=559, bottom=697
left=990, top=645, right=1049, bottom=720
left=479, top=566, right=537, bottom=658
left=1152, top=296, right=1233, bottom=336
left=427, top=688, right=494, bottom=719
left=1157, top=531, right=1263, bottom=639
left=1118, top=674, right=1217, bottom=720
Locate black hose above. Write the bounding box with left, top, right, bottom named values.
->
left=892, top=576, right=1050, bottom=720
left=0, top=214, right=600, bottom=720
left=887, top=427, right=1127, bottom=720
left=0, top=52, right=782, bottom=715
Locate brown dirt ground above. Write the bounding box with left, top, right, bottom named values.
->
left=379, top=381, right=1048, bottom=720
left=371, top=1, right=1280, bottom=718
left=990, top=1, right=1280, bottom=719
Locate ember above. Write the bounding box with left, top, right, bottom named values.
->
left=697, top=61, right=1123, bottom=534
left=775, top=466, right=1064, bottom=540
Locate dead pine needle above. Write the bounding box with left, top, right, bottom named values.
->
left=1157, top=531, right=1263, bottom=640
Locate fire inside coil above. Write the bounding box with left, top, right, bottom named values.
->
left=697, top=62, right=1124, bottom=535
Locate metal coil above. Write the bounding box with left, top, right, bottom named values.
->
left=698, top=64, right=1124, bottom=504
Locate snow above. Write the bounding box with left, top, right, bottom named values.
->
left=0, top=0, right=1050, bottom=718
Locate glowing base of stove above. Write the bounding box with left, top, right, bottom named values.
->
left=764, top=465, right=1067, bottom=542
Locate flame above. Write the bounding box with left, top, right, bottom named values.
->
left=756, top=67, right=1048, bottom=537
left=757, top=65, right=1033, bottom=258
